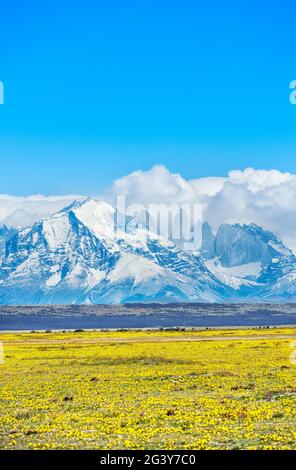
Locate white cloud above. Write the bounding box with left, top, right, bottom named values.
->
left=105, top=165, right=296, bottom=253
left=105, top=165, right=197, bottom=205
left=0, top=194, right=85, bottom=228
left=227, top=168, right=296, bottom=192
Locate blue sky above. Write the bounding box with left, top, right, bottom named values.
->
left=0, top=0, right=296, bottom=195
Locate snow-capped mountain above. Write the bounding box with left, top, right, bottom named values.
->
left=0, top=199, right=232, bottom=304
left=202, top=222, right=296, bottom=298
left=1, top=199, right=296, bottom=304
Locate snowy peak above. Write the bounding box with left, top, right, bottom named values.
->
left=73, top=198, right=116, bottom=243
left=201, top=222, right=296, bottom=293
left=214, top=223, right=288, bottom=268
left=0, top=208, right=118, bottom=303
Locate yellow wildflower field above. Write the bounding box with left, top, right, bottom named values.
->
left=0, top=327, right=296, bottom=450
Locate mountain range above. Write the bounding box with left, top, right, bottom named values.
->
left=0, top=198, right=296, bottom=304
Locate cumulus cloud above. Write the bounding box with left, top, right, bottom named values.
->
left=105, top=165, right=198, bottom=205
left=105, top=165, right=296, bottom=253
left=227, top=168, right=296, bottom=192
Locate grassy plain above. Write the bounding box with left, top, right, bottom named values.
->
left=0, top=327, right=296, bottom=449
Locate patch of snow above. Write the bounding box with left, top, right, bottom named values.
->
left=43, top=214, right=71, bottom=249
left=205, top=259, right=262, bottom=289
left=32, top=232, right=39, bottom=245
left=46, top=271, right=61, bottom=287
left=10, top=253, right=40, bottom=279
left=73, top=199, right=116, bottom=243
left=108, top=253, right=163, bottom=285
left=268, top=241, right=290, bottom=256
left=87, top=268, right=106, bottom=289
